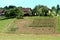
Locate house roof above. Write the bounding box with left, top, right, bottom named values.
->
left=22, top=8, right=31, bottom=12
left=21, top=8, right=31, bottom=14
left=0, top=10, right=6, bottom=13
left=0, top=10, right=3, bottom=13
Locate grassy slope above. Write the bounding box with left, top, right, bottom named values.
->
left=57, top=16, right=60, bottom=33
left=0, top=16, right=60, bottom=40
left=0, top=18, right=15, bottom=30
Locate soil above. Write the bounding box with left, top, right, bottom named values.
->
left=16, top=18, right=56, bottom=34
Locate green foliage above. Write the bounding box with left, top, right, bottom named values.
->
left=29, top=10, right=32, bottom=16
left=52, top=6, right=57, bottom=15
left=49, top=12, right=56, bottom=16
left=0, top=7, right=5, bottom=10
left=16, top=8, right=24, bottom=19
left=37, top=9, right=43, bottom=16
left=42, top=6, right=49, bottom=16
left=5, top=10, right=10, bottom=18
left=57, top=5, right=60, bottom=11
left=58, top=10, right=60, bottom=15
left=2, top=5, right=59, bottom=17
left=5, top=8, right=24, bottom=19
left=5, top=9, right=16, bottom=18
left=4, top=5, right=16, bottom=9
left=0, top=16, right=6, bottom=20
left=4, top=5, right=24, bottom=19
left=33, top=5, right=49, bottom=16
left=52, top=6, right=56, bottom=11
left=33, top=5, right=42, bottom=16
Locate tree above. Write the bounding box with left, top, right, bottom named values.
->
left=57, top=5, right=60, bottom=10
left=56, top=5, right=60, bottom=15
left=0, top=7, right=4, bottom=10
left=37, top=9, right=43, bottom=16
left=42, top=6, right=49, bottom=16
left=4, top=5, right=16, bottom=10
left=8, top=5, right=16, bottom=9
left=18, top=7, right=22, bottom=9
left=33, top=5, right=49, bottom=16
left=28, top=10, right=32, bottom=16
left=51, top=6, right=57, bottom=16
left=4, top=6, right=8, bottom=9
left=33, top=5, right=42, bottom=16
left=49, top=12, right=56, bottom=16
left=16, top=8, right=24, bottom=19
left=5, top=9, right=16, bottom=18
left=5, top=8, right=24, bottom=19
left=52, top=6, right=56, bottom=11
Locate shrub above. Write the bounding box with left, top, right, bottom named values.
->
left=5, top=8, right=24, bottom=19
left=5, top=9, right=17, bottom=18
left=16, top=9, right=24, bottom=19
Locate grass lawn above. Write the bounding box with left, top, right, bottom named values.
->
left=0, top=18, right=15, bottom=30
left=0, top=34, right=60, bottom=40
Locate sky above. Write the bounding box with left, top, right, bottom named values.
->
left=0, top=0, right=60, bottom=9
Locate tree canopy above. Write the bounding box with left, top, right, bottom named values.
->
left=33, top=5, right=49, bottom=16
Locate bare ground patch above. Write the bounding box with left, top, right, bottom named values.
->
left=16, top=17, right=56, bottom=34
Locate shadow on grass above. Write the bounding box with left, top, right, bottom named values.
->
left=0, top=17, right=15, bottom=21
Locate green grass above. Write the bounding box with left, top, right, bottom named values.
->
left=24, top=16, right=53, bottom=20
left=0, top=34, right=60, bottom=40
left=57, top=16, right=60, bottom=33
left=0, top=16, right=6, bottom=20
left=7, top=19, right=18, bottom=33
left=0, top=18, right=15, bottom=30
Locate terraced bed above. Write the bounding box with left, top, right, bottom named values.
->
left=16, top=16, right=56, bottom=34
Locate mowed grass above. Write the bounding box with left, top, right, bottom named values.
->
left=0, top=34, right=60, bottom=40
left=0, top=18, right=15, bottom=30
